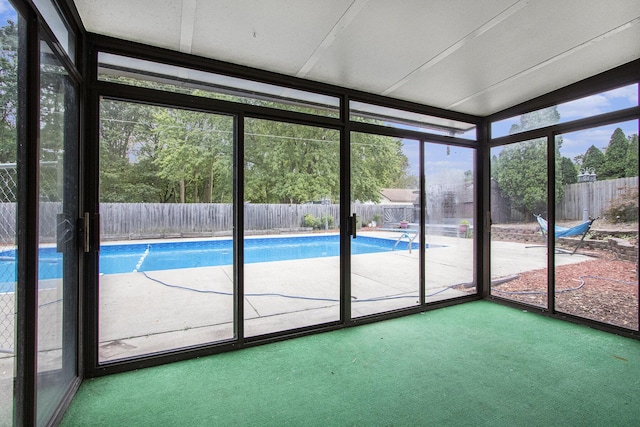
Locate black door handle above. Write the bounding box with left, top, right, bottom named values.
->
left=350, top=213, right=357, bottom=238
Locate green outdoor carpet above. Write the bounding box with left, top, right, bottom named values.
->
left=61, top=301, right=640, bottom=426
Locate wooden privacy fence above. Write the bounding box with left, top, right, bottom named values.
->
left=556, top=177, right=638, bottom=220
left=0, top=202, right=411, bottom=242
left=0, top=177, right=637, bottom=242
left=99, top=203, right=411, bottom=240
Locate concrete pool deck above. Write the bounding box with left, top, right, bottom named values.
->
left=0, top=230, right=594, bottom=366
left=94, top=230, right=591, bottom=361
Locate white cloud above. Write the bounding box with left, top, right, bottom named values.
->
left=558, top=84, right=638, bottom=121
left=558, top=95, right=610, bottom=119
left=560, top=122, right=639, bottom=162
left=603, top=84, right=638, bottom=104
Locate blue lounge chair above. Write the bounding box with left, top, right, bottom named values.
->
left=534, top=214, right=596, bottom=255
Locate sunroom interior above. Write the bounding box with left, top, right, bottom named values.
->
left=2, top=0, right=639, bottom=425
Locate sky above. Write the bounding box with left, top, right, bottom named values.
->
left=413, top=83, right=639, bottom=181
left=489, top=84, right=638, bottom=169
left=0, top=0, right=13, bottom=24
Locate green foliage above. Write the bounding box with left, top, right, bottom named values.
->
left=0, top=20, right=18, bottom=163
left=625, top=134, right=638, bottom=177
left=600, top=128, right=629, bottom=179
left=509, top=107, right=560, bottom=134
left=303, top=213, right=334, bottom=230
left=244, top=119, right=340, bottom=204
left=560, top=157, right=577, bottom=184
left=603, top=186, right=638, bottom=223
left=350, top=132, right=408, bottom=203
left=494, top=140, right=550, bottom=215
left=581, top=145, right=605, bottom=175
left=153, top=108, right=233, bottom=203
left=493, top=107, right=563, bottom=217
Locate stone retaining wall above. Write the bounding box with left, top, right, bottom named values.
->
left=491, top=226, right=638, bottom=263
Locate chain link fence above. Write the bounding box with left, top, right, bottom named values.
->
left=1, top=162, right=60, bottom=354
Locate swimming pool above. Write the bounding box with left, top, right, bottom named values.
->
left=0, top=234, right=429, bottom=291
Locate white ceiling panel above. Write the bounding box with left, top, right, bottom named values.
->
left=73, top=0, right=640, bottom=117
left=389, top=0, right=640, bottom=114
left=75, top=0, right=185, bottom=51
left=453, top=25, right=640, bottom=116
left=300, top=0, right=518, bottom=95
left=188, top=0, right=355, bottom=75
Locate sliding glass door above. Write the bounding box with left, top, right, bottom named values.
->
left=424, top=143, right=475, bottom=303
left=490, top=138, right=548, bottom=308
left=555, top=122, right=638, bottom=330
left=36, top=40, right=80, bottom=425
left=98, top=99, right=236, bottom=362
left=243, top=118, right=340, bottom=336
left=350, top=133, right=420, bottom=318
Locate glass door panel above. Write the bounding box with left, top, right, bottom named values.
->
left=36, top=41, right=79, bottom=425
left=555, top=122, right=638, bottom=330
left=98, top=100, right=235, bottom=362
left=490, top=139, right=548, bottom=308
left=424, top=143, right=475, bottom=302
left=243, top=118, right=340, bottom=337
left=350, top=133, right=420, bottom=318
left=0, top=5, right=20, bottom=423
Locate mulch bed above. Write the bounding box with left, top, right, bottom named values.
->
left=489, top=254, right=638, bottom=330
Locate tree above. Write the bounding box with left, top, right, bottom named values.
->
left=624, top=134, right=638, bottom=177
left=99, top=100, right=174, bottom=202
left=244, top=118, right=340, bottom=204
left=153, top=108, right=233, bottom=203
left=494, top=140, right=551, bottom=215
left=560, top=157, right=577, bottom=184
left=581, top=145, right=605, bottom=175
left=0, top=20, right=18, bottom=163
left=600, top=128, right=629, bottom=179
left=509, top=106, right=560, bottom=134
left=350, top=132, right=408, bottom=203
left=493, top=107, right=563, bottom=216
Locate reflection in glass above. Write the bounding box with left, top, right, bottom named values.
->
left=98, top=53, right=339, bottom=118
left=0, top=6, right=19, bottom=424
left=33, top=0, right=75, bottom=60
left=350, top=133, right=420, bottom=317
left=424, top=143, right=475, bottom=303
left=244, top=119, right=340, bottom=336
left=490, top=138, right=548, bottom=308
left=37, top=41, right=78, bottom=425
left=555, top=122, right=638, bottom=330
left=350, top=101, right=476, bottom=140
left=98, top=100, right=235, bottom=362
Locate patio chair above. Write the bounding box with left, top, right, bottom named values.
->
left=531, top=214, right=596, bottom=255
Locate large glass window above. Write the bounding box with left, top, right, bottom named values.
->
left=36, top=40, right=79, bottom=425
left=490, top=138, right=548, bottom=309
left=350, top=101, right=476, bottom=140
left=244, top=118, right=340, bottom=336
left=33, top=0, right=75, bottom=61
left=98, top=99, right=235, bottom=362
left=350, top=133, right=420, bottom=317
left=0, top=4, right=19, bottom=423
left=98, top=53, right=339, bottom=118
left=554, top=121, right=638, bottom=330
left=492, top=84, right=639, bottom=138
left=424, top=143, right=475, bottom=303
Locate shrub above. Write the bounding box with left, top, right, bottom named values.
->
left=303, top=213, right=334, bottom=230
left=603, top=187, right=638, bottom=223
left=303, top=213, right=317, bottom=228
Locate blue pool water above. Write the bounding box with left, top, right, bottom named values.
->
left=0, top=235, right=426, bottom=291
